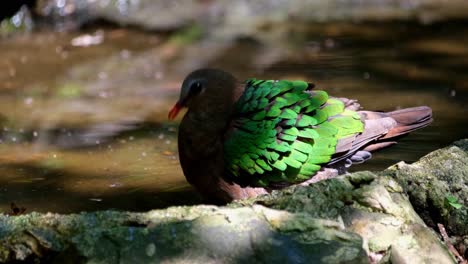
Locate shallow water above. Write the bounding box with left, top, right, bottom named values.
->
left=0, top=22, right=467, bottom=213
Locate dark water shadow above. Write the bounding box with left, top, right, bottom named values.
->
left=0, top=161, right=201, bottom=213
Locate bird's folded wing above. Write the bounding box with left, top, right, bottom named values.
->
left=223, top=79, right=364, bottom=187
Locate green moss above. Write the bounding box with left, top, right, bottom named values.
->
left=169, top=24, right=203, bottom=45
left=0, top=20, right=17, bottom=36
left=56, top=83, right=83, bottom=99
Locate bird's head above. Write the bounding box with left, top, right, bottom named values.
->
left=168, top=69, right=237, bottom=120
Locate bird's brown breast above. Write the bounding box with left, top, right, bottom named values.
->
left=178, top=113, right=267, bottom=203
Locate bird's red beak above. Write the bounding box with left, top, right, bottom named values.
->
left=168, top=101, right=182, bottom=120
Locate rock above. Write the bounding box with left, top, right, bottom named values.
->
left=0, top=5, right=33, bottom=37
left=385, top=139, right=468, bottom=240
left=35, top=0, right=204, bottom=31
left=0, top=206, right=367, bottom=263
left=238, top=172, right=456, bottom=263
left=35, top=0, right=468, bottom=32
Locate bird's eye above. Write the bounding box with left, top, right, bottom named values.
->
left=189, top=82, right=203, bottom=95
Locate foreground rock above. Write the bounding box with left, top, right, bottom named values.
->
left=386, top=139, right=468, bottom=258
left=238, top=173, right=456, bottom=263
left=0, top=206, right=367, bottom=263
left=1, top=140, right=466, bottom=263
left=386, top=139, right=468, bottom=235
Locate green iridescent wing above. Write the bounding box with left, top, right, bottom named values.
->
left=224, top=79, right=364, bottom=187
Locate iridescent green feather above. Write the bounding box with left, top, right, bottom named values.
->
left=225, top=79, right=364, bottom=187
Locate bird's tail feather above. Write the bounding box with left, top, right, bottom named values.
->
left=330, top=106, right=432, bottom=165
left=380, top=106, right=433, bottom=139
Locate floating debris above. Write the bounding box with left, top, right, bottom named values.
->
left=109, top=182, right=122, bottom=188
left=71, top=31, right=104, bottom=47
left=162, top=151, right=174, bottom=156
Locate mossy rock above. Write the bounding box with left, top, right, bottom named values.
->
left=385, top=139, right=468, bottom=236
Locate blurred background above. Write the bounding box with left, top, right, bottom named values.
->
left=0, top=0, right=467, bottom=213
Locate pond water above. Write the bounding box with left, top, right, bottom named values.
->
left=0, top=22, right=467, bottom=213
